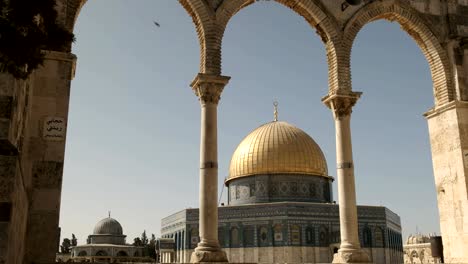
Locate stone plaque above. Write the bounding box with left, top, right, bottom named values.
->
left=464, top=150, right=468, bottom=168
left=43, top=117, right=65, bottom=141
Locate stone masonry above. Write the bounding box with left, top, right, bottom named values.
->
left=1, top=0, right=468, bottom=263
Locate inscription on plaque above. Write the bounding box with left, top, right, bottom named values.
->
left=43, top=117, right=65, bottom=141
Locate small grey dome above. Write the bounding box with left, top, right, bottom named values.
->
left=93, top=217, right=123, bottom=235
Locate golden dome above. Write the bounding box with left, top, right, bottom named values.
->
left=227, top=121, right=328, bottom=183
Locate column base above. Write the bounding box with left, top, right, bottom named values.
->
left=190, top=250, right=228, bottom=263
left=190, top=241, right=228, bottom=263
left=332, top=249, right=372, bottom=263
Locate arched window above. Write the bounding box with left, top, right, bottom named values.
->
left=243, top=225, right=255, bottom=247
left=319, top=226, right=329, bottom=246
left=134, top=251, right=140, bottom=257
left=95, top=250, right=107, bottom=256
left=374, top=227, right=384, bottom=247
left=116, top=251, right=128, bottom=257
left=230, top=227, right=240, bottom=247
left=258, top=226, right=269, bottom=246
left=305, top=227, right=314, bottom=245
left=78, top=251, right=87, bottom=256
left=362, top=226, right=372, bottom=247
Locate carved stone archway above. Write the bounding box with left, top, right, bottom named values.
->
left=2, top=1, right=468, bottom=263
left=342, top=0, right=455, bottom=107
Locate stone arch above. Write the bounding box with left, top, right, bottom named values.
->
left=116, top=250, right=128, bottom=257
left=95, top=250, right=107, bottom=256
left=64, top=0, right=88, bottom=32
left=179, top=0, right=220, bottom=74
left=78, top=250, right=87, bottom=256
left=215, top=0, right=339, bottom=41
left=343, top=0, right=455, bottom=106
left=214, top=0, right=345, bottom=92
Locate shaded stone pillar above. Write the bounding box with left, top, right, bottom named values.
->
left=425, top=101, right=468, bottom=263
left=190, top=73, right=230, bottom=263
left=322, top=91, right=370, bottom=263
left=22, top=51, right=76, bottom=264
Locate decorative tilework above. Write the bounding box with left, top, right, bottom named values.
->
left=228, top=174, right=333, bottom=205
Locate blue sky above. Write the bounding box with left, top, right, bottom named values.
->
left=60, top=0, right=438, bottom=245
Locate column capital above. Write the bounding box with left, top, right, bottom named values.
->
left=322, top=91, right=362, bottom=119
left=191, top=73, right=231, bottom=105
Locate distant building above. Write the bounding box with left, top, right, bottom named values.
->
left=156, top=238, right=175, bottom=263
left=69, top=216, right=152, bottom=262
left=161, top=119, right=404, bottom=263
left=403, top=234, right=442, bottom=263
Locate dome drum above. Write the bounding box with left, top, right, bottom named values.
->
left=228, top=174, right=333, bottom=206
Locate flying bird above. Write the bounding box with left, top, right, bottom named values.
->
left=153, top=21, right=160, bottom=27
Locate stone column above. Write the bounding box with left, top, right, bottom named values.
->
left=190, top=73, right=230, bottom=263
left=178, top=231, right=182, bottom=263
left=182, top=230, right=186, bottom=263
left=322, top=91, right=370, bottom=263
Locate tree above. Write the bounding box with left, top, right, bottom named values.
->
left=0, top=0, right=75, bottom=79
left=133, top=237, right=142, bottom=247
left=141, top=230, right=149, bottom=246
left=71, top=234, right=77, bottom=247
left=147, top=233, right=157, bottom=259
left=60, top=238, right=71, bottom=253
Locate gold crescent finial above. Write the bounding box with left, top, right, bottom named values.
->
left=273, top=101, right=278, bottom=122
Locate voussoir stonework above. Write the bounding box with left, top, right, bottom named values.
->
left=2, top=0, right=468, bottom=263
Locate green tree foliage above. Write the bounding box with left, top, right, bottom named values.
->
left=0, top=0, right=75, bottom=79
left=60, top=238, right=71, bottom=253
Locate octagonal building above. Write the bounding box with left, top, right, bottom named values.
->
left=161, top=119, right=403, bottom=263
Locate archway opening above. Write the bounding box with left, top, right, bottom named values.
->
left=59, top=0, right=201, bottom=251
left=351, top=18, right=439, bottom=242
